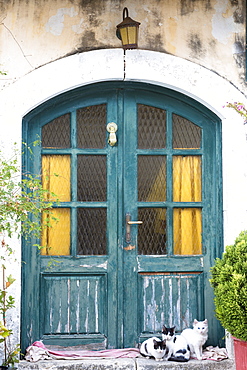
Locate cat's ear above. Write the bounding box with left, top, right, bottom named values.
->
left=172, top=326, right=176, bottom=330
left=204, top=319, right=208, bottom=324
left=153, top=339, right=158, bottom=345
left=193, top=319, right=198, bottom=325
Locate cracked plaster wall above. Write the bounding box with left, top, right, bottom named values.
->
left=0, top=0, right=246, bottom=91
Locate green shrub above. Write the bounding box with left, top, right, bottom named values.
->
left=0, top=142, right=59, bottom=365
left=210, top=231, right=247, bottom=341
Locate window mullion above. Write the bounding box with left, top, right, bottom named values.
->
left=71, top=110, right=77, bottom=256
left=166, top=110, right=173, bottom=255
left=71, top=111, right=77, bottom=148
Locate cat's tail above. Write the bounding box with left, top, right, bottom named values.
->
left=168, top=355, right=189, bottom=362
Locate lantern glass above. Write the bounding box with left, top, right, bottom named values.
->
left=119, top=27, right=128, bottom=46
left=120, top=26, right=138, bottom=49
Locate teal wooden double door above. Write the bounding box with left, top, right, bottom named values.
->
left=22, top=83, right=223, bottom=351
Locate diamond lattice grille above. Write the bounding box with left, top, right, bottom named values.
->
left=77, top=104, right=106, bottom=148
left=173, top=208, right=202, bottom=255
left=173, top=114, right=201, bottom=149
left=138, top=104, right=166, bottom=149
left=173, top=156, right=202, bottom=202
left=138, top=208, right=167, bottom=255
left=138, top=156, right=166, bottom=201
left=77, top=155, right=106, bottom=201
left=41, top=208, right=70, bottom=256
left=42, top=155, right=71, bottom=202
left=42, top=114, right=71, bottom=148
left=77, top=208, right=107, bottom=255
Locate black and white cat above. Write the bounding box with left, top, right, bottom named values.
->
left=162, top=326, right=190, bottom=362
left=181, top=319, right=208, bottom=361
left=140, top=337, right=166, bottom=361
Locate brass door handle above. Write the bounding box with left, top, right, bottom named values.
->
left=126, top=213, right=143, bottom=243
left=106, top=122, right=118, bottom=146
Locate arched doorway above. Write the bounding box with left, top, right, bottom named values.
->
left=21, top=81, right=223, bottom=350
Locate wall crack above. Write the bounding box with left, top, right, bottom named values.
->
left=1, top=20, right=33, bottom=68
left=123, top=49, right=126, bottom=80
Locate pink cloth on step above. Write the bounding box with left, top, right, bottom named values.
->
left=25, top=341, right=140, bottom=362
left=25, top=341, right=229, bottom=363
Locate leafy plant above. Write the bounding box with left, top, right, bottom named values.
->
left=0, top=142, right=58, bottom=241
left=0, top=265, right=19, bottom=367
left=210, top=231, right=247, bottom=341
left=0, top=142, right=59, bottom=366
left=2, top=344, right=20, bottom=368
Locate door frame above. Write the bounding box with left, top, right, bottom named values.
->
left=21, top=81, right=223, bottom=351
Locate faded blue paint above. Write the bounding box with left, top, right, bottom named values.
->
left=21, top=81, right=223, bottom=352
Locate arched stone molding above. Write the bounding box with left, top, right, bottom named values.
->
left=0, top=48, right=246, bottom=120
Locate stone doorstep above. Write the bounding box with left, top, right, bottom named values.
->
left=18, top=358, right=235, bottom=370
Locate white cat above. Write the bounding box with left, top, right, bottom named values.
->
left=181, top=319, right=208, bottom=361
left=162, top=326, right=190, bottom=362
left=140, top=337, right=166, bottom=361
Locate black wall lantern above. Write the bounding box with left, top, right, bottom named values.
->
left=116, top=8, right=141, bottom=50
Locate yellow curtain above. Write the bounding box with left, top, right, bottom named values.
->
left=173, top=156, right=202, bottom=255
left=41, top=155, right=71, bottom=256
left=42, top=155, right=71, bottom=202
left=173, top=156, right=201, bottom=202
left=173, top=208, right=202, bottom=255
left=41, top=209, right=71, bottom=255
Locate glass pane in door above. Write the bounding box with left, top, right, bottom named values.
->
left=173, top=114, right=201, bottom=149
left=41, top=208, right=70, bottom=256
left=138, top=104, right=166, bottom=149
left=42, top=113, right=71, bottom=149
left=138, top=208, right=167, bottom=255
left=173, top=208, right=202, bottom=255
left=138, top=156, right=166, bottom=201
left=42, top=155, right=71, bottom=202
left=77, top=104, right=107, bottom=148
left=173, top=156, right=202, bottom=202
left=77, top=155, right=107, bottom=202
left=77, top=208, right=107, bottom=255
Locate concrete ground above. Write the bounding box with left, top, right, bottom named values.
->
left=18, top=358, right=235, bottom=369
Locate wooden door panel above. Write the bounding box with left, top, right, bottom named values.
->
left=41, top=274, right=107, bottom=345
left=138, top=272, right=203, bottom=340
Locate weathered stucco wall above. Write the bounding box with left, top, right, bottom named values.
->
left=0, top=0, right=246, bottom=91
